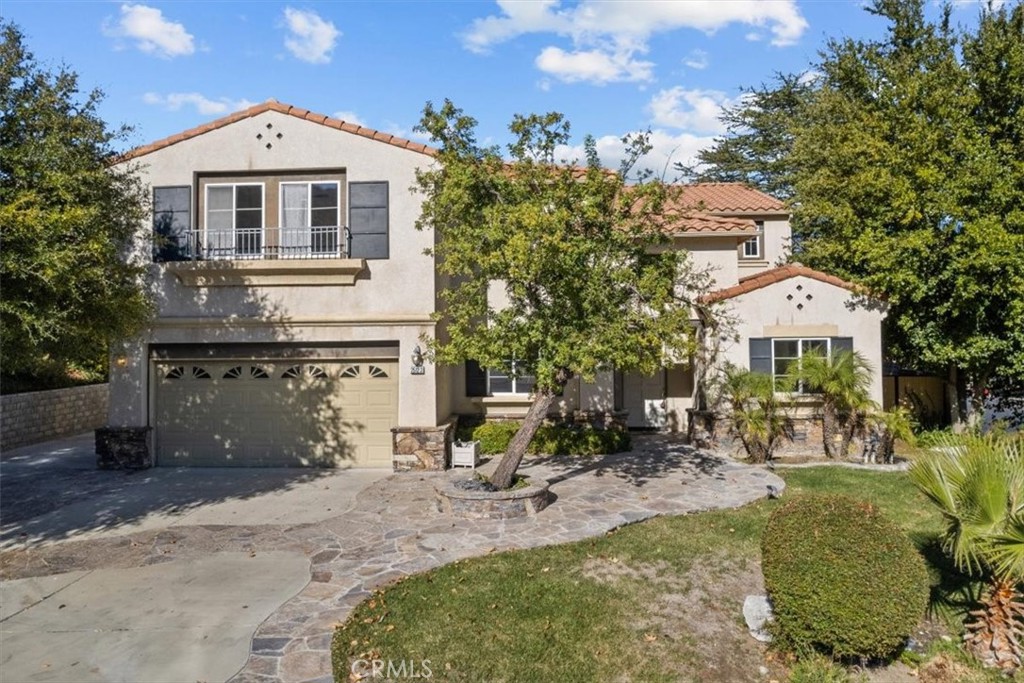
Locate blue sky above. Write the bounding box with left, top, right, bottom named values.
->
left=3, top=0, right=992, bottom=172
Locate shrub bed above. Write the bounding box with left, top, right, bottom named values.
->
left=457, top=420, right=631, bottom=456
left=761, top=494, right=930, bottom=660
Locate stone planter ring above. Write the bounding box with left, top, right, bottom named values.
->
left=435, top=475, right=551, bottom=519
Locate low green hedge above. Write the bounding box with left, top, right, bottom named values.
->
left=761, top=494, right=930, bottom=661
left=457, top=420, right=631, bottom=456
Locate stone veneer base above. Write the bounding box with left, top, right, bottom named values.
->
left=95, top=427, right=153, bottom=470
left=435, top=476, right=551, bottom=519
left=392, top=419, right=456, bottom=472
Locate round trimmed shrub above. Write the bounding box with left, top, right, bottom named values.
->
left=761, top=494, right=930, bottom=660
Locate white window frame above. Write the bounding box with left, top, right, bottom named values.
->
left=741, top=221, right=764, bottom=260
left=772, top=337, right=831, bottom=394
left=742, top=235, right=761, bottom=259
left=204, top=182, right=265, bottom=260
left=278, top=181, right=342, bottom=256
left=486, top=360, right=536, bottom=396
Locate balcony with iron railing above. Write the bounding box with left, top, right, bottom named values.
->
left=155, top=226, right=350, bottom=262
left=157, top=226, right=366, bottom=287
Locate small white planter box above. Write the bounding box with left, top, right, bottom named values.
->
left=451, top=440, right=480, bottom=469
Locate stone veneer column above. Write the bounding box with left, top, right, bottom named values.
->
left=391, top=419, right=455, bottom=472
left=95, top=427, right=153, bottom=470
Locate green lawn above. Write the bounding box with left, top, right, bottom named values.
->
left=332, top=468, right=970, bottom=683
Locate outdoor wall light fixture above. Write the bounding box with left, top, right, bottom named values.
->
left=410, top=345, right=425, bottom=375
left=114, top=355, right=129, bottom=368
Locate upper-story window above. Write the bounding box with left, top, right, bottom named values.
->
left=154, top=172, right=388, bottom=262
left=280, top=181, right=341, bottom=257
left=206, top=183, right=264, bottom=258
left=740, top=221, right=764, bottom=260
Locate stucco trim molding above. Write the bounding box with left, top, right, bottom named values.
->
left=164, top=258, right=367, bottom=287
left=150, top=314, right=436, bottom=328
left=763, top=324, right=840, bottom=337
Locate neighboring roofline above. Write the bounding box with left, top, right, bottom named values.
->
left=665, top=182, right=787, bottom=214
left=703, top=208, right=790, bottom=218
left=117, top=100, right=439, bottom=163
left=702, top=263, right=873, bottom=303
left=664, top=213, right=759, bottom=236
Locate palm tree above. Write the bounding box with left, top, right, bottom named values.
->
left=720, top=365, right=790, bottom=463
left=909, top=434, right=1024, bottom=672
left=790, top=349, right=875, bottom=459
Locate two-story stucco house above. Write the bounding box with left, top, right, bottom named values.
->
left=99, top=101, right=885, bottom=470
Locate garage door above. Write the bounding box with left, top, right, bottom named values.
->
left=154, top=360, right=398, bottom=467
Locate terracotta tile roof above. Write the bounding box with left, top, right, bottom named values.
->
left=659, top=211, right=758, bottom=235
left=703, top=264, right=870, bottom=303
left=118, top=100, right=438, bottom=162
left=666, top=183, right=786, bottom=213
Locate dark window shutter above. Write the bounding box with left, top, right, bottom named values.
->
left=831, top=337, right=854, bottom=356
left=749, top=338, right=772, bottom=374
left=153, top=186, right=191, bottom=262
left=465, top=360, right=488, bottom=397
left=349, top=181, right=389, bottom=259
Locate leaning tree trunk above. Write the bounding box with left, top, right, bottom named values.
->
left=489, top=387, right=558, bottom=490
left=964, top=577, right=1024, bottom=672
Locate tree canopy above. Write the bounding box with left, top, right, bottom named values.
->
left=0, top=23, right=151, bottom=388
left=415, top=101, right=716, bottom=488
left=691, top=0, right=1024, bottom=426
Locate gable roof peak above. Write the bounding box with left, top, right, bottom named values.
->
left=118, top=100, right=438, bottom=162
left=704, top=263, right=874, bottom=303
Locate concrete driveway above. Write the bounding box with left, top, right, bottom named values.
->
left=0, top=434, right=389, bottom=683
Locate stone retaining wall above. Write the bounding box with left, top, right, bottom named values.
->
left=690, top=410, right=867, bottom=460
left=1, top=384, right=110, bottom=451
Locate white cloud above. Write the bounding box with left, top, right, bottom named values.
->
left=556, top=129, right=717, bottom=179
left=282, top=7, right=340, bottom=64
left=332, top=110, right=364, bottom=126
left=384, top=122, right=433, bottom=144
left=143, top=92, right=256, bottom=116
left=648, top=87, right=743, bottom=135
left=463, top=0, right=567, bottom=54
left=463, top=1, right=805, bottom=85
left=683, top=49, right=709, bottom=70
left=535, top=46, right=653, bottom=84
left=798, top=69, right=822, bottom=85
left=104, top=4, right=195, bottom=58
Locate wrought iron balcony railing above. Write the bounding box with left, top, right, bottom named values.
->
left=154, top=226, right=350, bottom=262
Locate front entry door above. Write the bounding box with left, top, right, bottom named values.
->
left=623, top=370, right=666, bottom=429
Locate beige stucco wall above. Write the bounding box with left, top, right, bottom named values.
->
left=715, top=276, right=886, bottom=405
left=109, top=111, right=443, bottom=429
left=676, top=236, right=740, bottom=289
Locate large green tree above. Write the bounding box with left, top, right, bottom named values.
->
left=415, top=101, right=716, bottom=489
left=0, top=23, right=151, bottom=386
left=692, top=1, right=1024, bottom=428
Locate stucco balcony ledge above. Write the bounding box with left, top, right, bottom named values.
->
left=164, top=258, right=367, bottom=287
